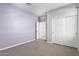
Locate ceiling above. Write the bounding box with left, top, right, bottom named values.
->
left=11, top=3, right=71, bottom=16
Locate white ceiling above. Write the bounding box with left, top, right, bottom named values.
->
left=11, top=3, right=71, bottom=16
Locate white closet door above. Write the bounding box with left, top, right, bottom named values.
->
left=51, top=5, right=78, bottom=48
left=62, top=15, right=77, bottom=47
left=52, top=15, right=77, bottom=48
left=52, top=17, right=63, bottom=44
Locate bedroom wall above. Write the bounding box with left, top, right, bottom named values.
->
left=0, top=3, right=37, bottom=49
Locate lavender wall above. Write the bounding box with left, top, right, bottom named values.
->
left=0, top=3, right=37, bottom=48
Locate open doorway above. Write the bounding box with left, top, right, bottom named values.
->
left=36, top=16, right=47, bottom=41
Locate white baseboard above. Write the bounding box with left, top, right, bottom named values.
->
left=0, top=39, right=35, bottom=51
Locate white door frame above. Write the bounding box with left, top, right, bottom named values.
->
left=35, top=16, right=47, bottom=41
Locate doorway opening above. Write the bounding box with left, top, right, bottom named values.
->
left=36, top=16, right=47, bottom=41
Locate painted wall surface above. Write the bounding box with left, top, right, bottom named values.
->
left=0, top=3, right=37, bottom=48
left=47, top=4, right=79, bottom=48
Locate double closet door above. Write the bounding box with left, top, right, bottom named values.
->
left=52, top=7, right=78, bottom=48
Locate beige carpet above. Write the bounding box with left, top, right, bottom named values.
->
left=0, top=40, right=79, bottom=56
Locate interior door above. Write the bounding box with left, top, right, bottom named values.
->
left=39, top=22, right=46, bottom=40
left=62, top=15, right=77, bottom=47
left=52, top=17, right=64, bottom=44
left=51, top=6, right=78, bottom=48
left=37, top=21, right=46, bottom=40
left=52, top=15, right=77, bottom=48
